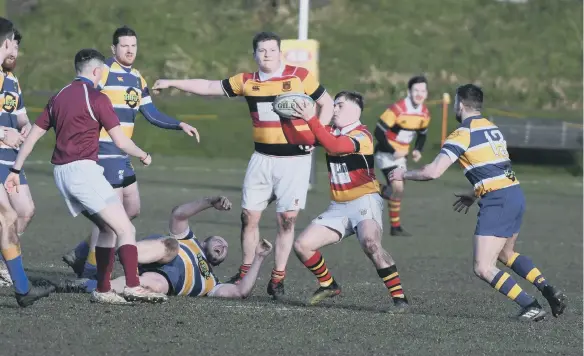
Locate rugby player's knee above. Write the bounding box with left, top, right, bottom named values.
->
left=241, top=209, right=261, bottom=229
left=293, top=237, right=310, bottom=255
left=126, top=206, right=140, bottom=220
left=497, top=248, right=515, bottom=265
left=360, top=236, right=381, bottom=256
left=278, top=213, right=297, bottom=232
left=391, top=181, right=404, bottom=195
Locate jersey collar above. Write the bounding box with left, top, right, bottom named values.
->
left=337, top=120, right=362, bottom=135
left=74, top=76, right=94, bottom=86
left=258, top=63, right=285, bottom=82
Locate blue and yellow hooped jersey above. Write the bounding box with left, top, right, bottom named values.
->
left=175, top=231, right=220, bottom=297
left=0, top=72, right=26, bottom=165
left=440, top=116, right=519, bottom=197
left=97, top=57, right=150, bottom=158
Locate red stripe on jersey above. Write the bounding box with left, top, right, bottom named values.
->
left=329, top=169, right=377, bottom=192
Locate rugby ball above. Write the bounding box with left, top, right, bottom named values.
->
left=272, top=93, right=315, bottom=119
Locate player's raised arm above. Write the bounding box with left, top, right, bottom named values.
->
left=299, top=69, right=333, bottom=125
left=168, top=196, right=232, bottom=237
left=138, top=76, right=200, bottom=140
left=152, top=78, right=227, bottom=96
left=209, top=239, right=273, bottom=299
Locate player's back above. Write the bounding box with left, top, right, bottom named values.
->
left=443, top=116, right=519, bottom=196
left=45, top=79, right=112, bottom=164
left=326, top=122, right=380, bottom=202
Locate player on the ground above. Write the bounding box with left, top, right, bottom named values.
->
left=0, top=29, right=36, bottom=287
left=0, top=18, right=54, bottom=306
left=57, top=196, right=274, bottom=300
left=374, top=76, right=430, bottom=236
left=62, top=26, right=199, bottom=280
left=280, top=91, right=409, bottom=310
left=151, top=31, right=334, bottom=299
left=5, top=48, right=168, bottom=305
left=389, top=84, right=567, bottom=321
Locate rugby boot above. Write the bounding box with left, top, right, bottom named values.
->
left=122, top=285, right=168, bottom=304
left=267, top=280, right=285, bottom=300
left=517, top=300, right=547, bottom=322
left=542, top=285, right=567, bottom=317
left=0, top=259, right=13, bottom=286
left=62, top=248, right=86, bottom=277
left=391, top=296, right=410, bottom=313
left=390, top=226, right=412, bottom=237
left=309, top=281, right=341, bottom=305
left=55, top=278, right=90, bottom=293
left=15, top=282, right=55, bottom=307
left=90, top=290, right=133, bottom=305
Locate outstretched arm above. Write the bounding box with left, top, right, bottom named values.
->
left=169, top=196, right=232, bottom=236
left=152, top=79, right=226, bottom=96
left=209, top=239, right=273, bottom=299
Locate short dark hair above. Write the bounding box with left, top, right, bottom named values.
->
left=113, top=26, right=137, bottom=46
left=74, top=48, right=105, bottom=73
left=407, top=75, right=427, bottom=91
left=13, top=29, right=21, bottom=45
left=456, top=84, right=483, bottom=111
left=252, top=31, right=281, bottom=52
left=0, top=17, right=14, bottom=43
left=335, top=91, right=364, bottom=111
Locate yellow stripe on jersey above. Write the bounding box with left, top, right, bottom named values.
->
left=180, top=239, right=217, bottom=296
left=177, top=249, right=195, bottom=296
left=253, top=127, right=288, bottom=145
left=99, top=124, right=134, bottom=140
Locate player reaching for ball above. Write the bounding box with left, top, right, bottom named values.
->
left=280, top=91, right=409, bottom=311
left=151, top=31, right=334, bottom=299
left=389, top=84, right=567, bottom=321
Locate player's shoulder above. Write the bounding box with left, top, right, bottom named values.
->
left=5, top=71, right=18, bottom=81
left=283, top=65, right=313, bottom=80
left=228, top=72, right=255, bottom=83
left=469, top=117, right=497, bottom=130
left=421, top=104, right=431, bottom=116
left=103, top=57, right=116, bottom=68
left=348, top=123, right=373, bottom=140
left=389, top=98, right=407, bottom=113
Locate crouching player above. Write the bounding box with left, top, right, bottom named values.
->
left=389, top=84, right=567, bottom=321
left=57, top=196, right=274, bottom=300
left=281, top=91, right=409, bottom=310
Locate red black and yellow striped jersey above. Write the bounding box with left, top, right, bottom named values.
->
left=440, top=116, right=519, bottom=197
left=375, top=98, right=430, bottom=155
left=323, top=121, right=380, bottom=202
left=221, top=65, right=326, bottom=157
left=174, top=229, right=220, bottom=297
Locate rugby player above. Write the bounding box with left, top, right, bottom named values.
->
left=0, top=29, right=36, bottom=287
left=151, top=31, right=334, bottom=299
left=280, top=91, right=409, bottom=310
left=389, top=84, right=567, bottom=321
left=62, top=26, right=199, bottom=280
left=57, top=196, right=275, bottom=300
left=5, top=48, right=167, bottom=305
left=0, top=18, right=54, bottom=306
left=374, top=76, right=430, bottom=236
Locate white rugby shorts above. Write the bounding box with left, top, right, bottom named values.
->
left=53, top=160, right=120, bottom=217
left=241, top=152, right=311, bottom=213
left=374, top=151, right=407, bottom=171
left=312, top=193, right=384, bottom=240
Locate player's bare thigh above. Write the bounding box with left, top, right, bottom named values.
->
left=121, top=181, right=140, bottom=219
left=473, top=234, right=508, bottom=280
left=294, top=224, right=341, bottom=259
left=111, top=272, right=169, bottom=294
left=7, top=184, right=34, bottom=219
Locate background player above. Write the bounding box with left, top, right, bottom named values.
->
left=6, top=48, right=167, bottom=305
left=374, top=76, right=430, bottom=236
left=280, top=91, right=409, bottom=310
left=151, top=31, right=334, bottom=299
left=389, top=84, right=567, bottom=321
left=62, top=26, right=200, bottom=280
left=0, top=18, right=54, bottom=306
left=0, top=29, right=36, bottom=287
left=58, top=196, right=275, bottom=300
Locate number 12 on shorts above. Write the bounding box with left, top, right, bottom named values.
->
left=330, top=162, right=351, bottom=185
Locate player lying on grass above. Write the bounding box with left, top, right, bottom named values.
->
left=56, top=196, right=274, bottom=300
left=280, top=91, right=409, bottom=311
left=389, top=84, right=567, bottom=321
